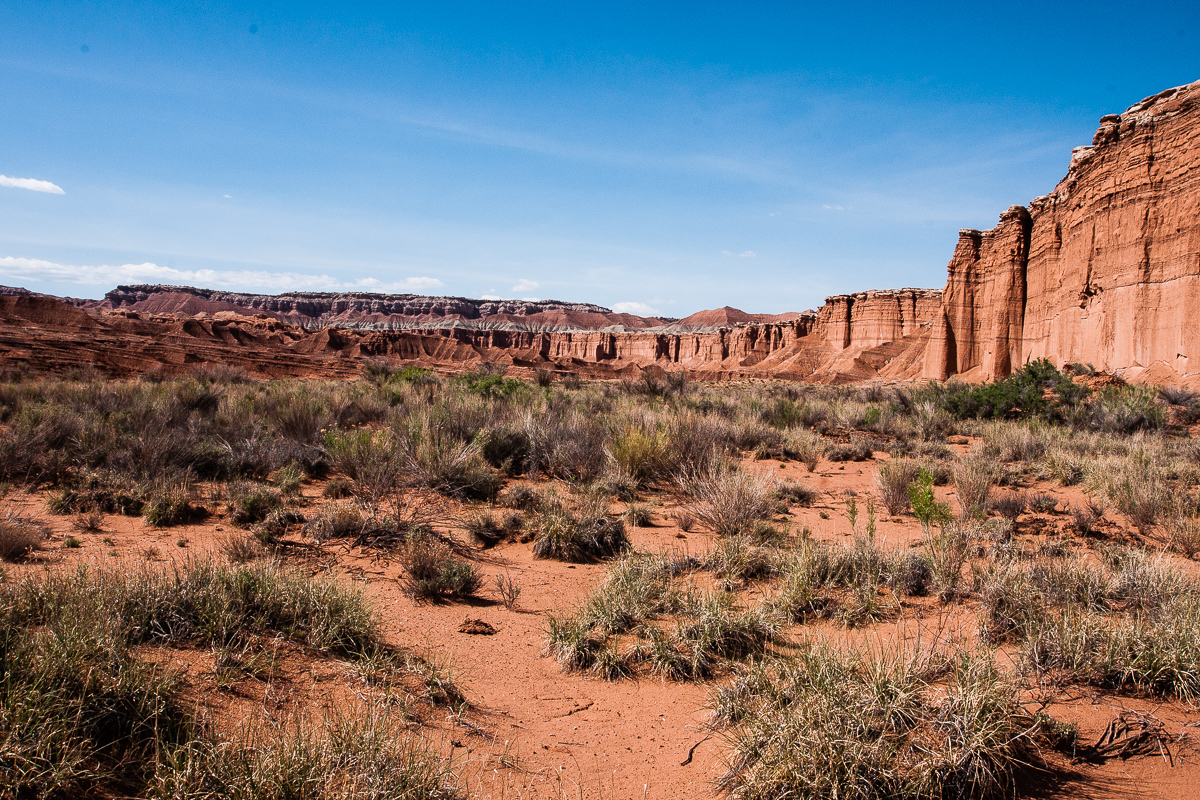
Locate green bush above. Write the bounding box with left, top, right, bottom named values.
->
left=939, top=359, right=1088, bottom=421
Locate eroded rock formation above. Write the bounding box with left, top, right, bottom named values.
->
left=925, top=79, right=1200, bottom=384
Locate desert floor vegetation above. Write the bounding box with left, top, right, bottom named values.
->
left=1, top=358, right=1199, bottom=798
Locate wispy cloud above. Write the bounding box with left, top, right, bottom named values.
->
left=0, top=175, right=65, bottom=194
left=511, top=278, right=540, bottom=293
left=479, top=294, right=501, bottom=301
left=738, top=251, right=757, bottom=258
left=612, top=301, right=661, bottom=316
left=0, top=256, right=443, bottom=293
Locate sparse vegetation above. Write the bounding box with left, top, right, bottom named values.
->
left=2, top=363, right=1199, bottom=796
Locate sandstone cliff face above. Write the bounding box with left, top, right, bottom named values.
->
left=925, top=79, right=1200, bottom=384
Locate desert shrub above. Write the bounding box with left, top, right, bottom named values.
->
left=476, top=425, right=531, bottom=474
left=522, top=407, right=607, bottom=481
left=400, top=537, right=483, bottom=601
left=1077, top=385, right=1166, bottom=434
left=876, top=458, right=921, bottom=515
left=0, top=510, right=48, bottom=561
left=322, top=476, right=352, bottom=498
left=671, top=507, right=696, bottom=531
left=826, top=436, right=874, bottom=462
left=713, top=644, right=1045, bottom=800
left=759, top=397, right=807, bottom=429
left=939, top=359, right=1088, bottom=421
left=1069, top=502, right=1103, bottom=535
left=494, top=572, right=522, bottom=609
left=457, top=370, right=522, bottom=399
left=1158, top=385, right=1199, bottom=406
left=532, top=494, right=629, bottom=562
left=690, top=466, right=778, bottom=538
left=988, top=491, right=1027, bottom=522
left=142, top=477, right=202, bottom=527
left=608, top=426, right=668, bottom=484
left=909, top=469, right=953, bottom=529
left=399, top=419, right=499, bottom=500
left=226, top=481, right=284, bottom=526
left=325, top=429, right=403, bottom=502
left=925, top=523, right=972, bottom=602
left=774, top=479, right=817, bottom=507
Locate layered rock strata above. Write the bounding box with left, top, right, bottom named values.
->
left=0, top=288, right=940, bottom=382
left=925, top=79, right=1200, bottom=384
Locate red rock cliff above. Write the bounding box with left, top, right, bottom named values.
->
left=925, top=79, right=1200, bottom=383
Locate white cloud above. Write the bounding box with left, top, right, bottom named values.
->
left=612, top=301, right=661, bottom=316
left=822, top=204, right=846, bottom=211
left=479, top=294, right=501, bottom=300
left=520, top=296, right=540, bottom=302
left=222, top=194, right=232, bottom=199
left=0, top=256, right=443, bottom=293
left=720, top=250, right=733, bottom=256
left=0, top=175, right=65, bottom=194
left=511, top=278, right=540, bottom=293
left=738, top=251, right=757, bottom=258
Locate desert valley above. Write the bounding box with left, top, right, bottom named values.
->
left=2, top=71, right=1200, bottom=800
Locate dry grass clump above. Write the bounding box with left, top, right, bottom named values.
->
left=1167, top=514, right=1200, bottom=559
left=876, top=458, right=921, bottom=515
left=712, top=644, right=1045, bottom=800
left=0, top=509, right=49, bottom=561
left=691, top=466, right=777, bottom=538
left=72, top=507, right=104, bottom=532
left=303, top=502, right=365, bottom=542
left=545, top=552, right=777, bottom=681
left=622, top=501, right=654, bottom=527
left=1095, top=456, right=1171, bottom=530
left=0, top=559, right=455, bottom=799
left=953, top=457, right=998, bottom=519
left=531, top=493, right=628, bottom=562
left=1021, top=592, right=1200, bottom=701
left=226, top=481, right=284, bottom=526
left=142, top=476, right=202, bottom=527
left=782, top=427, right=826, bottom=471
left=400, top=535, right=483, bottom=601
left=462, top=508, right=523, bottom=547
left=219, top=532, right=265, bottom=563
left=155, top=707, right=457, bottom=800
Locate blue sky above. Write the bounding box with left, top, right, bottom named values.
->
left=0, top=1, right=1196, bottom=315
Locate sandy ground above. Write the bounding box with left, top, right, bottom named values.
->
left=5, top=446, right=1200, bottom=800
